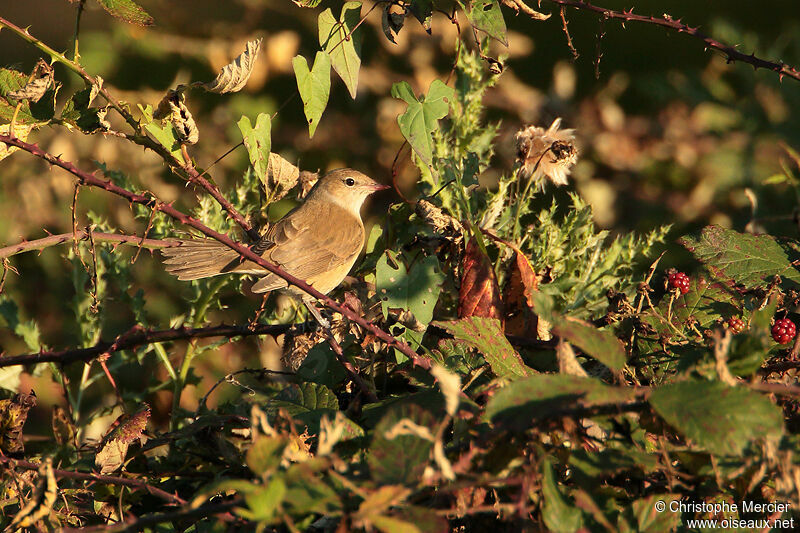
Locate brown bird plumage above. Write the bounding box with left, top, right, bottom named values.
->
left=161, top=169, right=389, bottom=300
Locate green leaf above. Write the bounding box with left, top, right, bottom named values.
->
left=460, top=0, right=507, bottom=46
left=433, top=317, right=530, bottom=379
left=292, top=52, right=331, bottom=138
left=376, top=250, right=444, bottom=333
left=296, top=344, right=346, bottom=387
left=238, top=113, right=272, bottom=183
left=619, top=494, right=682, bottom=533
left=0, top=68, right=57, bottom=126
left=484, top=374, right=635, bottom=425
left=292, top=0, right=323, bottom=7
left=62, top=87, right=109, bottom=133
left=246, top=436, right=288, bottom=476
left=318, top=2, right=362, bottom=99
left=243, top=477, right=286, bottom=522
left=649, top=380, right=784, bottom=455
left=542, top=458, right=583, bottom=533
left=680, top=225, right=800, bottom=288
left=391, top=79, right=454, bottom=166
left=96, top=0, right=154, bottom=26
left=274, top=382, right=339, bottom=413
left=368, top=403, right=434, bottom=485
left=551, top=318, right=626, bottom=371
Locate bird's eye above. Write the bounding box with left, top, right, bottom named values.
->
left=344, top=178, right=355, bottom=186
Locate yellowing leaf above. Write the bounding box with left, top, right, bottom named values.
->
left=96, top=0, right=154, bottom=26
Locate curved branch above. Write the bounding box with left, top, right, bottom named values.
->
left=0, top=134, right=430, bottom=370
left=0, top=456, right=186, bottom=505
left=0, top=231, right=178, bottom=260
left=0, top=323, right=293, bottom=368
left=535, top=0, right=800, bottom=83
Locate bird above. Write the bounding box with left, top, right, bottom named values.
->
left=160, top=168, right=389, bottom=326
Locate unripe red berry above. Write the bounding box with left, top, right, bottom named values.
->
left=668, top=272, right=691, bottom=295
left=771, top=318, right=796, bottom=345
left=727, top=317, right=745, bottom=334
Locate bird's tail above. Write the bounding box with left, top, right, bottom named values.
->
left=160, top=239, right=260, bottom=281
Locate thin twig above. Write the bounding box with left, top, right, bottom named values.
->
left=539, top=0, right=800, bottom=83
left=559, top=6, right=579, bottom=60
left=0, top=322, right=294, bottom=368
left=0, top=456, right=186, bottom=505
left=0, top=231, right=178, bottom=260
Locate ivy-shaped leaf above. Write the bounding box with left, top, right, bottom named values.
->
left=680, top=225, right=800, bottom=288
left=391, top=79, right=454, bottom=166
left=318, top=2, right=362, bottom=99
left=460, top=0, right=508, bottom=46
left=96, top=0, right=154, bottom=26
left=292, top=52, right=331, bottom=138
left=238, top=113, right=272, bottom=183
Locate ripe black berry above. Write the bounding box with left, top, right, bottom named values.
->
left=668, top=272, right=691, bottom=295
left=727, top=317, right=745, bottom=334
left=772, top=318, right=796, bottom=345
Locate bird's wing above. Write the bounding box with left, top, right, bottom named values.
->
left=251, top=201, right=364, bottom=293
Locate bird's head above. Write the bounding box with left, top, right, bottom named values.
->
left=310, top=169, right=390, bottom=212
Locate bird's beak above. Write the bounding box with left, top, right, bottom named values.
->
left=367, top=182, right=392, bottom=192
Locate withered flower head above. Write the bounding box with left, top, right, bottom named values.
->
left=515, top=118, right=578, bottom=187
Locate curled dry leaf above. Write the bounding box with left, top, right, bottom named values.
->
left=203, top=38, right=263, bottom=94
left=153, top=90, right=198, bottom=144
left=95, top=404, right=150, bottom=474
left=515, top=118, right=577, bottom=187
left=503, top=251, right=539, bottom=337
left=266, top=153, right=301, bottom=203
left=7, top=59, right=54, bottom=103
left=458, top=237, right=504, bottom=323
left=431, top=363, right=461, bottom=416
left=0, top=123, right=35, bottom=162
left=415, top=199, right=465, bottom=244
left=0, top=392, right=37, bottom=454
left=381, top=3, right=405, bottom=44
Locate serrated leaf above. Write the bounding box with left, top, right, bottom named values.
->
left=484, top=374, right=634, bottom=424
left=292, top=0, right=323, bottom=7
left=204, top=38, right=262, bottom=94
left=96, top=0, right=154, bottom=26
left=318, top=2, right=362, bottom=99
left=460, top=0, right=507, bottom=45
left=274, top=382, right=339, bottom=413
left=680, top=225, right=800, bottom=288
left=433, top=317, right=530, bottom=379
left=391, top=79, right=454, bottom=166
left=293, top=52, right=331, bottom=138
left=238, top=113, right=271, bottom=182
left=649, top=380, right=784, bottom=455
left=551, top=317, right=626, bottom=370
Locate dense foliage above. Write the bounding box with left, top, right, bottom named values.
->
left=1, top=0, right=800, bottom=531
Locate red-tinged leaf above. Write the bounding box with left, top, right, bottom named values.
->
left=459, top=237, right=504, bottom=323
left=503, top=251, right=538, bottom=337
left=95, top=404, right=150, bottom=473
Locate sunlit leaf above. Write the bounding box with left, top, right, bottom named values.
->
left=238, top=113, right=271, bottom=182
left=391, top=79, right=454, bottom=166
left=460, top=0, right=507, bottom=45
left=551, top=317, right=626, bottom=371
left=458, top=237, right=504, bottom=322
left=96, top=0, right=154, bottom=26
left=318, top=2, right=362, bottom=99
left=204, top=38, right=262, bottom=94
left=292, top=52, right=331, bottom=138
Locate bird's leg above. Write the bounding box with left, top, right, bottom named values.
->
left=303, top=300, right=331, bottom=330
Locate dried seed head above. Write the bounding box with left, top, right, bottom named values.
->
left=514, top=118, right=578, bottom=187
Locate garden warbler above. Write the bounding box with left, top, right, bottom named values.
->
left=161, top=169, right=389, bottom=325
